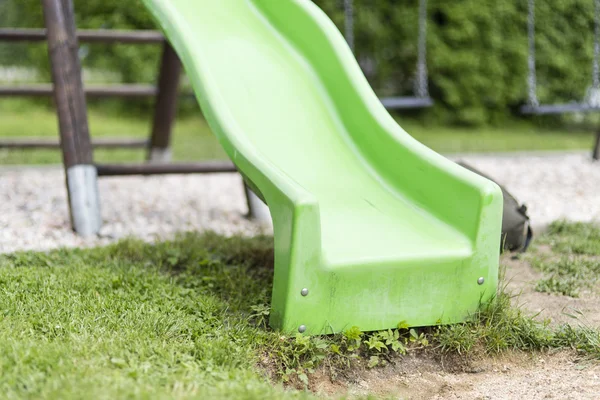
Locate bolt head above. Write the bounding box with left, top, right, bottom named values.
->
left=301, top=288, right=309, bottom=296
left=477, top=277, right=485, bottom=285
left=298, top=325, right=307, bottom=333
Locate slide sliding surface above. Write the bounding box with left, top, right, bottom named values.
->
left=142, top=0, right=503, bottom=334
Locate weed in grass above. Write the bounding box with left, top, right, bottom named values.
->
left=273, top=334, right=330, bottom=385
left=249, top=304, right=271, bottom=328
left=265, top=323, right=433, bottom=387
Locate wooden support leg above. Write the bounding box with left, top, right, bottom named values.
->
left=42, top=0, right=101, bottom=236
left=147, top=42, right=182, bottom=163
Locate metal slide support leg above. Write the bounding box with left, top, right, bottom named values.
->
left=147, top=42, right=182, bottom=163
left=43, top=0, right=101, bottom=236
left=593, top=129, right=600, bottom=161
left=244, top=183, right=271, bottom=223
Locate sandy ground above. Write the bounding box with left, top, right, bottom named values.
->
left=314, top=351, right=600, bottom=399
left=503, top=252, right=600, bottom=328
left=310, top=253, right=600, bottom=399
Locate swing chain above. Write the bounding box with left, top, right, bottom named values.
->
left=344, top=0, right=355, bottom=52
left=415, top=0, right=429, bottom=98
left=527, top=0, right=539, bottom=108
left=594, top=0, right=600, bottom=88
left=588, top=0, right=600, bottom=106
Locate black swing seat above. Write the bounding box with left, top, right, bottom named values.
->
left=380, top=96, right=434, bottom=109
left=521, top=102, right=600, bottom=115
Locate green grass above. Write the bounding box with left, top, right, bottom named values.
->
left=540, top=220, right=600, bottom=256
left=401, top=119, right=596, bottom=154
left=0, top=100, right=595, bottom=165
left=0, top=101, right=226, bottom=165
left=531, top=257, right=600, bottom=297
left=0, top=233, right=312, bottom=399
left=434, top=288, right=600, bottom=356
left=2, top=226, right=600, bottom=398
left=528, top=221, right=600, bottom=297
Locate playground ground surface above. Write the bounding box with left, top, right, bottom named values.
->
left=2, top=151, right=599, bottom=253
left=0, top=223, right=599, bottom=399
left=2, top=104, right=600, bottom=398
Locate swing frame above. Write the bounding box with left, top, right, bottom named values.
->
left=522, top=0, right=600, bottom=115
left=522, top=0, right=600, bottom=160
left=343, top=0, right=433, bottom=110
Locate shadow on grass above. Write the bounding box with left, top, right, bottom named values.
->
left=94, top=232, right=276, bottom=315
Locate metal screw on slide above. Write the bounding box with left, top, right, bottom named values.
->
left=478, top=277, right=485, bottom=285
left=299, top=290, right=308, bottom=335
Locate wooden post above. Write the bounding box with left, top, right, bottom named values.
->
left=147, top=42, right=182, bottom=162
left=593, top=130, right=600, bottom=161
left=42, top=0, right=101, bottom=236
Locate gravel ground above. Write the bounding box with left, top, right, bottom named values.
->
left=457, top=151, right=600, bottom=229
left=1, top=168, right=268, bottom=254
left=1, top=151, right=599, bottom=253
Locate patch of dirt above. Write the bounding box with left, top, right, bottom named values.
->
left=311, top=351, right=600, bottom=399
left=305, top=250, right=600, bottom=399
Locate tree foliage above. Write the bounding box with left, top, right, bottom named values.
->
left=3, top=0, right=599, bottom=125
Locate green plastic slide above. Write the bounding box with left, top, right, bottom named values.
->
left=142, top=0, right=503, bottom=335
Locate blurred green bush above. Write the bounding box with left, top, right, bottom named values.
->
left=1, top=0, right=598, bottom=125
left=316, top=0, right=597, bottom=125
left=1, top=0, right=159, bottom=84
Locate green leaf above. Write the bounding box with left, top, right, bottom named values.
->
left=315, top=340, right=329, bottom=350
left=368, top=355, right=380, bottom=368
left=391, top=341, right=406, bottom=354
left=298, top=373, right=309, bottom=386
left=397, top=321, right=410, bottom=330
left=330, top=344, right=341, bottom=354
left=365, top=336, right=386, bottom=352
left=343, top=326, right=363, bottom=341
